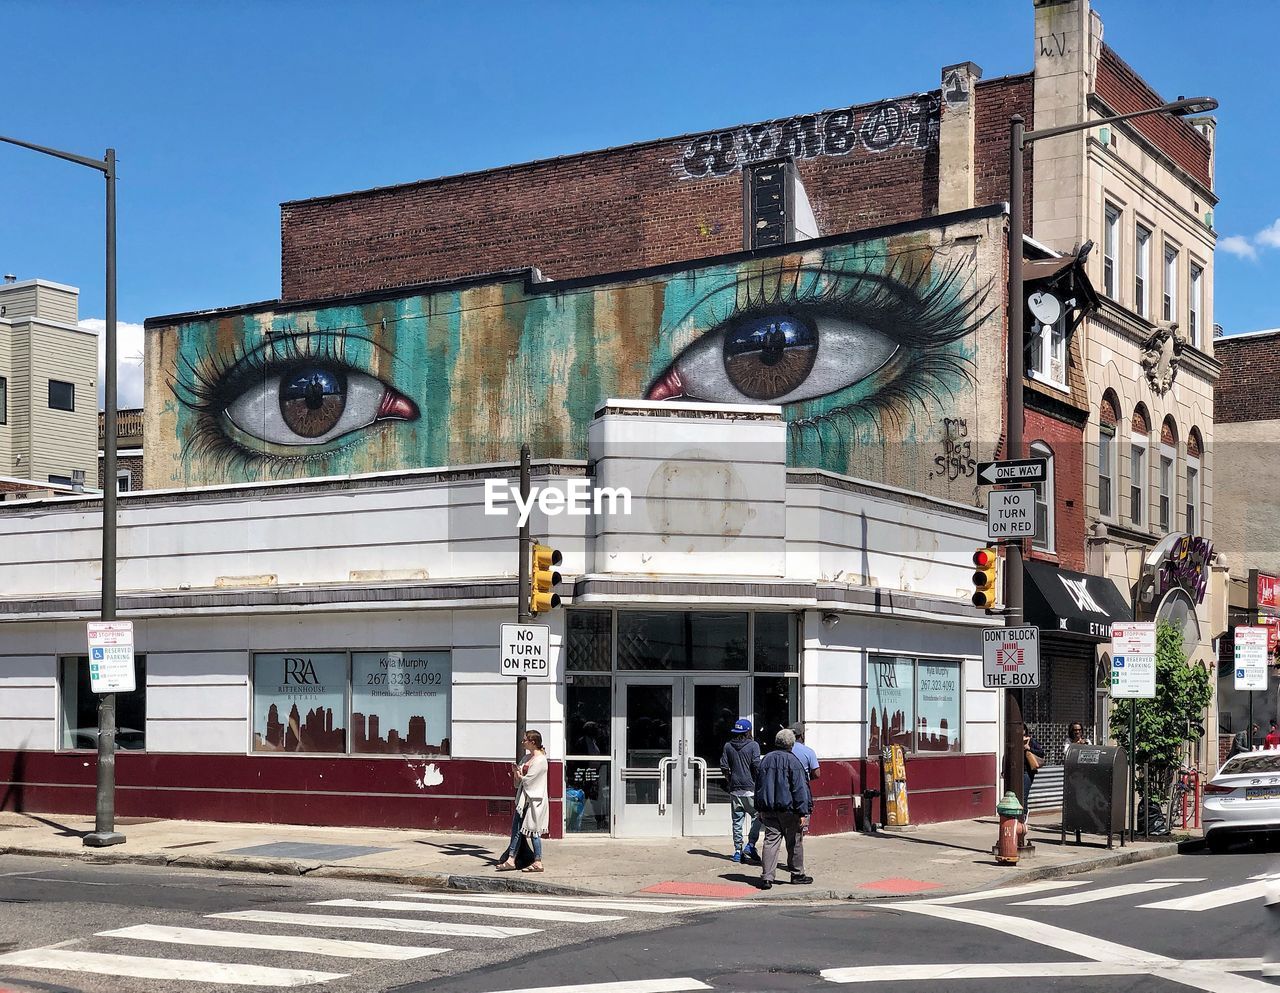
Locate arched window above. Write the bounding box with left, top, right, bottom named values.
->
left=1099, top=391, right=1119, bottom=519
left=1031, top=441, right=1055, bottom=552
left=1187, top=427, right=1204, bottom=534
left=1131, top=404, right=1151, bottom=527
left=1159, top=417, right=1178, bottom=533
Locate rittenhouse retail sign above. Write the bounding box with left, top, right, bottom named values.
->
left=484, top=480, right=631, bottom=526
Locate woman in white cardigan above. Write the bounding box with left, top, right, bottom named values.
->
left=496, top=729, right=549, bottom=873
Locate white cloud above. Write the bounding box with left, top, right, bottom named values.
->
left=80, top=318, right=145, bottom=411
left=1219, top=235, right=1258, bottom=260
left=1255, top=218, right=1280, bottom=250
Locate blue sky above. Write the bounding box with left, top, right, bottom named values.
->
left=0, top=1, right=1270, bottom=407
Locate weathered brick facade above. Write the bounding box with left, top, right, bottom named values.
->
left=1215, top=332, right=1280, bottom=424
left=280, top=78, right=1033, bottom=302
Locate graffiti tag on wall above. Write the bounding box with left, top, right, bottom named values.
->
left=678, top=96, right=939, bottom=180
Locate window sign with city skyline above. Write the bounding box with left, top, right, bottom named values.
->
left=351, top=651, right=451, bottom=755
left=867, top=655, right=962, bottom=755
left=252, top=652, right=348, bottom=753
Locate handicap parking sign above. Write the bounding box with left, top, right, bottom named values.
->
left=91, top=647, right=104, bottom=660
left=1113, top=655, right=1125, bottom=667
left=1238, top=668, right=1246, bottom=680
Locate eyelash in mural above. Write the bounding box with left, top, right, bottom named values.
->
left=645, top=249, right=993, bottom=441
left=169, top=328, right=419, bottom=478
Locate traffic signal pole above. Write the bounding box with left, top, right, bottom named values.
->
left=516, top=443, right=531, bottom=760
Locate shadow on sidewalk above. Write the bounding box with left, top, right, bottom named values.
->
left=415, top=840, right=502, bottom=865
left=21, top=813, right=88, bottom=839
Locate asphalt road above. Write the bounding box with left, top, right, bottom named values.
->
left=1, top=846, right=1277, bottom=993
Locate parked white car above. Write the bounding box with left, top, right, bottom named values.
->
left=1204, top=752, right=1280, bottom=852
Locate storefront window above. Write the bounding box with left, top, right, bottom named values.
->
left=753, top=675, right=799, bottom=753
left=252, top=652, right=348, bottom=753
left=566, top=673, right=611, bottom=833
left=754, top=613, right=797, bottom=672
left=59, top=655, right=147, bottom=751
left=351, top=651, right=450, bottom=755
left=565, top=609, right=611, bottom=672
left=617, top=611, right=748, bottom=670
left=867, top=655, right=960, bottom=755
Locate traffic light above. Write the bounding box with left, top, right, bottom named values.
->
left=971, top=547, right=999, bottom=609
left=530, top=543, right=563, bottom=614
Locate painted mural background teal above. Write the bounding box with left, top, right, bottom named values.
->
left=146, top=219, right=1002, bottom=497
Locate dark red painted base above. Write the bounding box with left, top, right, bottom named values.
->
left=0, top=750, right=563, bottom=838
left=0, top=750, right=994, bottom=836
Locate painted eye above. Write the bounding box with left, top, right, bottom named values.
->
left=646, top=309, right=898, bottom=405
left=224, top=361, right=417, bottom=447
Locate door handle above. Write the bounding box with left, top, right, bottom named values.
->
left=657, top=757, right=675, bottom=815
left=688, top=756, right=708, bottom=815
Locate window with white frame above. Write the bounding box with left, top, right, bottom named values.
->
left=1159, top=445, right=1175, bottom=532
left=1104, top=204, right=1120, bottom=299
left=1189, top=263, right=1203, bottom=347
left=117, top=470, right=132, bottom=493
left=1028, top=312, right=1067, bottom=386
left=1130, top=437, right=1148, bottom=527
left=1186, top=457, right=1201, bottom=534
left=1164, top=244, right=1179, bottom=322
left=1099, top=422, right=1116, bottom=519
left=1135, top=224, right=1151, bottom=318
left=1031, top=442, right=1055, bottom=552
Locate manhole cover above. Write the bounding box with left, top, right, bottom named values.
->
left=707, top=970, right=818, bottom=990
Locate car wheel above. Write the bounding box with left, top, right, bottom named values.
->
left=1207, top=832, right=1230, bottom=854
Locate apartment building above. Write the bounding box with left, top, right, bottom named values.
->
left=0, top=275, right=98, bottom=490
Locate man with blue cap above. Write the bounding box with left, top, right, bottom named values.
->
left=719, top=716, right=762, bottom=863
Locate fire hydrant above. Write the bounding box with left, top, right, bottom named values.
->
left=995, top=791, right=1025, bottom=865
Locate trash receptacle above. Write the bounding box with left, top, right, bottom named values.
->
left=1061, top=744, right=1128, bottom=848
left=565, top=787, right=586, bottom=832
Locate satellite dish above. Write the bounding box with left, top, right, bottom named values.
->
left=1028, top=290, right=1062, bottom=325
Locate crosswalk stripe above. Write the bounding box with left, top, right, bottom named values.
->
left=314, top=899, right=625, bottom=923
left=914, top=880, right=1090, bottom=905
left=209, top=910, right=538, bottom=938
left=1014, top=881, right=1182, bottom=906
left=1149, top=878, right=1207, bottom=883
left=471, top=980, right=712, bottom=993
left=822, top=962, right=1166, bottom=982
left=97, top=924, right=446, bottom=960
left=0, top=947, right=345, bottom=987
left=398, top=893, right=745, bottom=914
left=1140, top=880, right=1273, bottom=912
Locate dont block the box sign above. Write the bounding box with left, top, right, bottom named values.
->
left=500, top=623, right=550, bottom=678
left=982, top=626, right=1040, bottom=688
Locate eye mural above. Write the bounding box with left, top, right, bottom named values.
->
left=150, top=215, right=1002, bottom=491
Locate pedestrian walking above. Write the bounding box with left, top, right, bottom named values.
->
left=1267, top=721, right=1280, bottom=749
left=1063, top=722, right=1090, bottom=761
left=1021, top=723, right=1046, bottom=830
left=753, top=727, right=813, bottom=889
left=787, top=723, right=820, bottom=868
left=719, top=717, right=762, bottom=863
left=496, top=729, right=548, bottom=873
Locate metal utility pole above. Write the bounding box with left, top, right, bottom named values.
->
left=515, top=443, right=531, bottom=759
left=0, top=135, right=123, bottom=847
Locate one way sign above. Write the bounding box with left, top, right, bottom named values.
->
left=977, top=458, right=1048, bottom=485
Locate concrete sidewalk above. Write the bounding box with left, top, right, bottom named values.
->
left=0, top=810, right=1193, bottom=901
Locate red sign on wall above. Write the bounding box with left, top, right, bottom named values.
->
left=1258, top=573, right=1280, bottom=612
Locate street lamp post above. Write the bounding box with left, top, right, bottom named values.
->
left=1001, top=96, right=1217, bottom=838
left=0, top=135, right=123, bottom=847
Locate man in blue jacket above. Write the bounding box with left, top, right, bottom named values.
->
left=719, top=718, right=761, bottom=863
left=753, top=727, right=813, bottom=888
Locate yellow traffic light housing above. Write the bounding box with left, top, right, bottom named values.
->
left=971, top=547, right=999, bottom=609
left=530, top=543, right=563, bottom=613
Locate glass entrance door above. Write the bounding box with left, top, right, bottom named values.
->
left=613, top=675, right=745, bottom=837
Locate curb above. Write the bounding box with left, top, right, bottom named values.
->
left=0, top=843, right=604, bottom=897
left=0, top=837, right=1193, bottom=903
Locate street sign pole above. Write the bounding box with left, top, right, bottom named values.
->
left=515, top=444, right=531, bottom=761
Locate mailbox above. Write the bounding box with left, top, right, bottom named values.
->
left=1061, top=744, right=1128, bottom=848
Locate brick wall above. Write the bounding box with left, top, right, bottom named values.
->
left=1095, top=44, right=1212, bottom=189
left=98, top=453, right=144, bottom=492
left=1026, top=404, right=1087, bottom=573
left=973, top=74, right=1035, bottom=231
left=1215, top=333, right=1280, bottom=424
left=280, top=78, right=1033, bottom=302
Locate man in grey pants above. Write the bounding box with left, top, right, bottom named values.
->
left=752, top=727, right=814, bottom=889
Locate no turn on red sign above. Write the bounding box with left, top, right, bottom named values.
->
left=982, top=626, right=1041, bottom=688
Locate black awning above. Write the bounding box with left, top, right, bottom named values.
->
left=1025, top=560, right=1132, bottom=639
